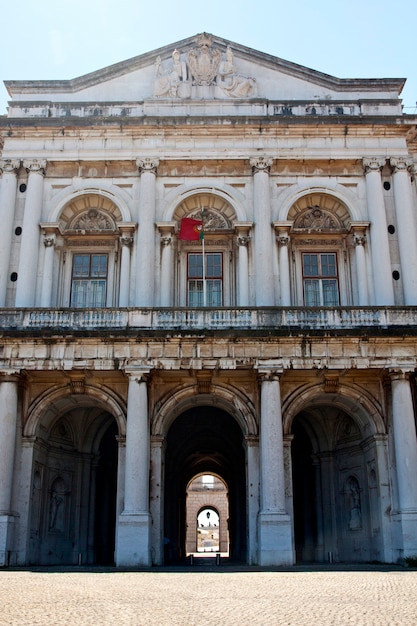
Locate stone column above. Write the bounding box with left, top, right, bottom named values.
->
left=258, top=371, right=293, bottom=565
left=245, top=435, right=259, bottom=565
left=157, top=223, right=176, bottom=307
left=250, top=157, right=275, bottom=306
left=0, top=160, right=20, bottom=306
left=274, top=223, right=292, bottom=306
left=234, top=222, right=252, bottom=307
left=150, top=435, right=165, bottom=565
left=116, top=370, right=151, bottom=566
left=135, top=159, right=159, bottom=307
left=117, top=226, right=135, bottom=307
left=39, top=228, right=57, bottom=307
left=16, top=160, right=46, bottom=307
left=0, top=374, right=19, bottom=566
left=363, top=158, right=394, bottom=305
left=390, top=371, right=417, bottom=557
left=390, top=158, right=417, bottom=305
left=351, top=223, right=370, bottom=306
left=114, top=436, right=126, bottom=559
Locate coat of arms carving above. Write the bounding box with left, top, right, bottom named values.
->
left=187, top=33, right=221, bottom=86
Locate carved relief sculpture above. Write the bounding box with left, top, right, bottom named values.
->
left=154, top=35, right=258, bottom=100
left=154, top=50, right=190, bottom=98
left=216, top=46, right=257, bottom=98
left=187, top=34, right=221, bottom=86
left=69, top=209, right=114, bottom=231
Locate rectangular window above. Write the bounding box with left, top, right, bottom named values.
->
left=302, top=253, right=339, bottom=306
left=188, top=253, right=223, bottom=306
left=70, top=253, right=108, bottom=307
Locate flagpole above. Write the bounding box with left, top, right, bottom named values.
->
left=201, top=209, right=206, bottom=307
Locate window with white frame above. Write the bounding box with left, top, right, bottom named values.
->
left=187, top=252, right=223, bottom=306
left=70, top=253, right=108, bottom=308
left=302, top=252, right=339, bottom=306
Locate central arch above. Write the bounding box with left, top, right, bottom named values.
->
left=164, top=406, right=247, bottom=563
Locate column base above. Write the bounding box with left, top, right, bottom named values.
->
left=0, top=514, right=15, bottom=567
left=116, top=512, right=151, bottom=567
left=258, top=511, right=294, bottom=566
left=394, top=510, right=417, bottom=558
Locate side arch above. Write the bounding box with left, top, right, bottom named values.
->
left=275, top=182, right=363, bottom=223
left=282, top=381, right=386, bottom=437
left=23, top=383, right=127, bottom=438
left=161, top=183, right=249, bottom=222
left=47, top=184, right=133, bottom=223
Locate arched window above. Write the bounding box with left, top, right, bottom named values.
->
left=287, top=194, right=353, bottom=306
left=174, top=193, right=238, bottom=307
left=54, top=195, right=133, bottom=307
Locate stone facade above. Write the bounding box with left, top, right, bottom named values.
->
left=0, top=32, right=417, bottom=567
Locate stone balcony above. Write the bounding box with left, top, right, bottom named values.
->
left=1, top=307, right=417, bottom=335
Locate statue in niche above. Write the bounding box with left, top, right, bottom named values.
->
left=216, top=46, right=257, bottom=98
left=154, top=50, right=190, bottom=98
left=49, top=479, right=66, bottom=532
left=346, top=476, right=362, bottom=530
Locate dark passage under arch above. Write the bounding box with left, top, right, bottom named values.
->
left=164, top=406, right=246, bottom=563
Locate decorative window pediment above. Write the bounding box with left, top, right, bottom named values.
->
left=66, top=209, right=116, bottom=232
left=294, top=207, right=343, bottom=232
left=174, top=192, right=236, bottom=230
left=186, top=208, right=230, bottom=230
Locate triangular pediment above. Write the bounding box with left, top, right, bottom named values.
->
left=5, top=33, right=405, bottom=118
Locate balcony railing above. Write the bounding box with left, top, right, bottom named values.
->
left=1, top=307, right=417, bottom=333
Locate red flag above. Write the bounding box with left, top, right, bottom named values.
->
left=178, top=218, right=203, bottom=241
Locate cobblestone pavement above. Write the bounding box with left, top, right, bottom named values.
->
left=1, top=565, right=416, bottom=625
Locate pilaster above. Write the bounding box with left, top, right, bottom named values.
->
left=234, top=221, right=252, bottom=306
left=156, top=222, right=176, bottom=307
left=117, top=223, right=136, bottom=307
left=350, top=222, right=370, bottom=306
left=273, top=222, right=292, bottom=306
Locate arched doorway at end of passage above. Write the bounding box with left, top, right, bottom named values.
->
left=185, top=474, right=230, bottom=558
left=164, top=406, right=247, bottom=564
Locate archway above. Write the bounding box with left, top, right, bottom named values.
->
left=291, top=403, right=385, bottom=563
left=28, top=405, right=119, bottom=566
left=164, top=406, right=246, bottom=563
left=185, top=475, right=229, bottom=557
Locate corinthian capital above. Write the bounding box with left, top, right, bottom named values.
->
left=136, top=158, right=159, bottom=174
left=389, top=157, right=414, bottom=174
left=249, top=156, right=273, bottom=173
left=0, top=159, right=20, bottom=174
left=362, top=157, right=386, bottom=174
left=23, top=159, right=47, bottom=174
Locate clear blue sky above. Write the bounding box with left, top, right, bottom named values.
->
left=1, top=0, right=416, bottom=115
